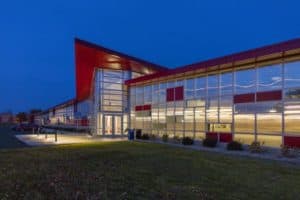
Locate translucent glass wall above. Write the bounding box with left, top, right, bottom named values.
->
left=129, top=60, right=300, bottom=147
left=94, top=69, right=131, bottom=135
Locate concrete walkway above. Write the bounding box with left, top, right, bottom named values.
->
left=136, top=139, right=300, bottom=165
left=15, top=134, right=127, bottom=146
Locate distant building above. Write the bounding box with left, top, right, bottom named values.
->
left=38, top=38, right=300, bottom=148
left=0, top=112, right=13, bottom=123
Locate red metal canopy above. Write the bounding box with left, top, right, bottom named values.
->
left=75, top=38, right=167, bottom=101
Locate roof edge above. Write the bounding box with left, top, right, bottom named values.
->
left=125, top=37, right=300, bottom=85
left=74, top=38, right=168, bottom=71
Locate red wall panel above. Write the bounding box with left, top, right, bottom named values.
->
left=256, top=90, right=282, bottom=102
left=143, top=104, right=151, bottom=110
left=284, top=136, right=300, bottom=148
left=175, top=86, right=184, bottom=101
left=135, top=104, right=152, bottom=111
left=135, top=105, right=143, bottom=111
left=234, top=93, right=255, bottom=104
left=219, top=133, right=233, bottom=142
left=166, top=88, right=175, bottom=102
left=206, top=132, right=218, bottom=140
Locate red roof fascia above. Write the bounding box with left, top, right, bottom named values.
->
left=125, top=38, right=300, bottom=85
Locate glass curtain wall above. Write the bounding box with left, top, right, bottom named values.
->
left=129, top=59, right=300, bottom=147
left=94, top=69, right=130, bottom=135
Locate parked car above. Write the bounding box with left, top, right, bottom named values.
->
left=12, top=123, right=39, bottom=132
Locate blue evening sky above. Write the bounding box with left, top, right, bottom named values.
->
left=0, top=0, right=300, bottom=113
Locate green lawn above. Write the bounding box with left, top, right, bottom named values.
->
left=0, top=142, right=299, bottom=200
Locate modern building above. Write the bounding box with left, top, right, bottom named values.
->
left=39, top=38, right=300, bottom=148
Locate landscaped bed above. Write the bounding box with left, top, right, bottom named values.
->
left=0, top=142, right=299, bottom=199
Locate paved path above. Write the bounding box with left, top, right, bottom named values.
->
left=16, top=133, right=127, bottom=146
left=0, top=125, right=28, bottom=149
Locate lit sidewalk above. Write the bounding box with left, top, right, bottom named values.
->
left=15, top=134, right=127, bottom=146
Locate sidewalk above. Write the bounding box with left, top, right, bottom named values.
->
left=15, top=134, right=126, bottom=147
left=135, top=139, right=300, bottom=166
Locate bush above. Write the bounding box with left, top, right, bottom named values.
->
left=249, top=141, right=266, bottom=153
left=135, top=129, right=142, bottom=139
left=162, top=134, right=168, bottom=142
left=149, top=134, right=157, bottom=140
left=141, top=134, right=150, bottom=140
left=172, top=135, right=181, bottom=143
left=227, top=141, right=243, bottom=151
left=182, top=137, right=194, bottom=145
left=281, top=145, right=300, bottom=158
left=202, top=138, right=218, bottom=148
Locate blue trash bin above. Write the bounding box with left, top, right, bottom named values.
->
left=128, top=129, right=134, bottom=140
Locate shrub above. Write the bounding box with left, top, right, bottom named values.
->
left=182, top=137, right=194, bottom=145
left=162, top=134, right=168, bottom=142
left=227, top=141, right=243, bottom=151
left=173, top=135, right=181, bottom=143
left=149, top=134, right=157, bottom=140
left=202, top=138, right=218, bottom=148
left=141, top=134, right=150, bottom=140
left=281, top=145, right=300, bottom=158
left=135, top=129, right=142, bottom=139
left=249, top=141, right=266, bottom=153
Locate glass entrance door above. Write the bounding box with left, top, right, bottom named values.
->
left=103, top=115, right=122, bottom=135
left=114, top=116, right=122, bottom=135
left=104, top=115, right=113, bottom=135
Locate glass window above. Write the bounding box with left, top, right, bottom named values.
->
left=185, top=79, right=194, bottom=100
left=195, top=76, right=206, bottom=98
left=207, top=75, right=219, bottom=96
left=144, top=85, right=152, bottom=104
left=152, top=84, right=159, bottom=104
left=234, top=114, right=254, bottom=133
left=102, top=82, right=122, bottom=90
left=103, top=70, right=123, bottom=78
left=195, top=107, right=205, bottom=131
left=175, top=105, right=184, bottom=131
left=167, top=81, right=175, bottom=88
left=285, top=88, right=300, bottom=100
left=103, top=76, right=122, bottom=83
left=206, top=96, right=218, bottom=122
left=220, top=72, right=233, bottom=95
left=256, top=101, right=282, bottom=113
left=257, top=135, right=282, bottom=147
left=136, top=87, right=143, bottom=105
left=284, top=101, right=300, bottom=134
left=284, top=61, right=300, bottom=88
left=184, top=108, right=194, bottom=132
left=258, top=64, right=282, bottom=91
left=284, top=101, right=300, bottom=115
left=219, top=96, right=232, bottom=123
left=176, top=80, right=184, bottom=86
left=235, top=68, right=256, bottom=94
left=257, top=114, right=282, bottom=134
left=186, top=99, right=205, bottom=107
left=285, top=114, right=300, bottom=134
left=159, top=83, right=167, bottom=103
left=234, top=103, right=256, bottom=114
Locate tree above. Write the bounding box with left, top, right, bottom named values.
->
left=16, top=112, right=27, bottom=123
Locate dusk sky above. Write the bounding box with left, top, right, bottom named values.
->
left=1, top=0, right=300, bottom=113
